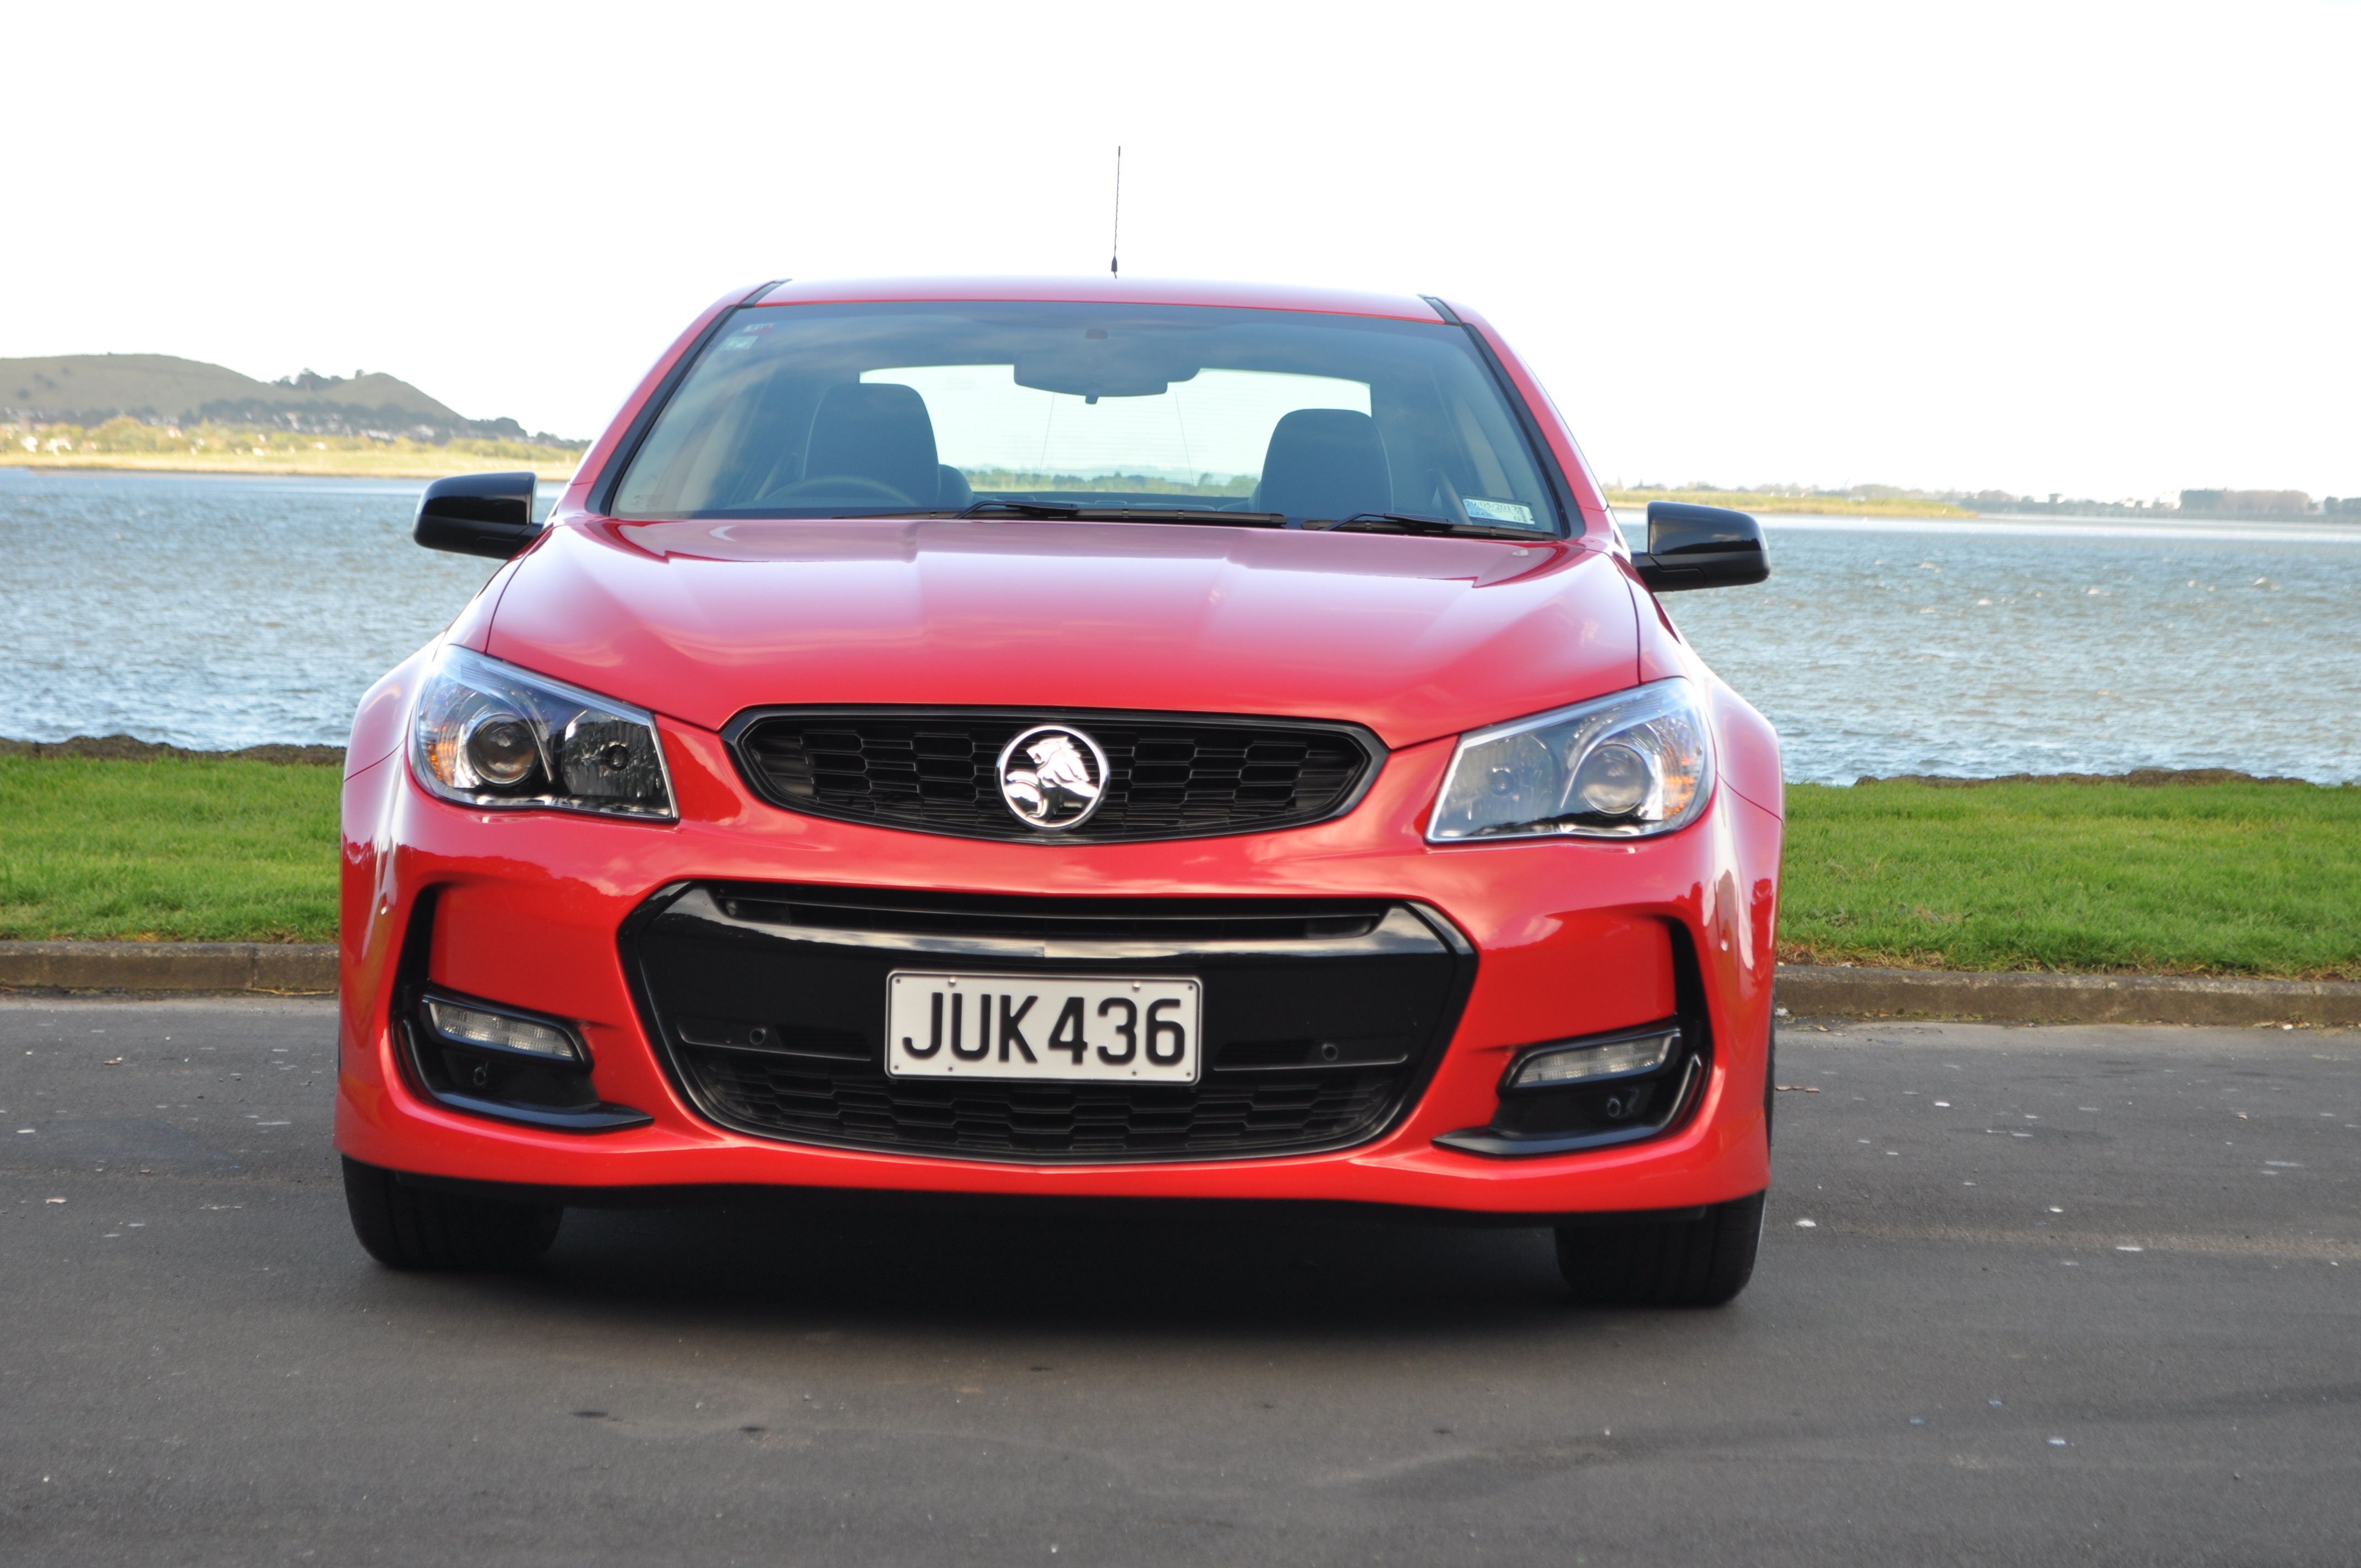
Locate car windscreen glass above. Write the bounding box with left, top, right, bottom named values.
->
left=608, top=301, right=1562, bottom=533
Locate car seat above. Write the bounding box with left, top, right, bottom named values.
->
left=801, top=383, right=964, bottom=509
left=1255, top=409, right=1394, bottom=523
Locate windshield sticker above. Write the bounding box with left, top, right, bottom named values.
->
left=717, top=323, right=776, bottom=352
left=1465, top=498, right=1535, bottom=525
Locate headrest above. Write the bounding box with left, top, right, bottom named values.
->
left=1258, top=408, right=1392, bottom=522
left=804, top=382, right=941, bottom=507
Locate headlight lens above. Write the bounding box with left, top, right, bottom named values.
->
left=1427, top=678, right=1713, bottom=842
left=410, top=645, right=676, bottom=820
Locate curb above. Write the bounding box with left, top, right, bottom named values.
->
left=2, top=944, right=2353, bottom=1027
left=1776, top=965, right=2361, bottom=1027
left=0, top=942, right=337, bottom=995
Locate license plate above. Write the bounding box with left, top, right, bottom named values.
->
left=885, top=972, right=1202, bottom=1084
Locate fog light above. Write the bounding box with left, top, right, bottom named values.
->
left=424, top=997, right=583, bottom=1061
left=1505, top=1027, right=1678, bottom=1090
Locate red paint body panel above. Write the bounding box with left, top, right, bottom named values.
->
left=485, top=521, right=1630, bottom=751
left=755, top=274, right=1447, bottom=322
left=344, top=646, right=431, bottom=778
left=1713, top=677, right=1787, bottom=821
left=340, top=276, right=1782, bottom=1219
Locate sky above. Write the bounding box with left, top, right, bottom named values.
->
left=6, top=0, right=2356, bottom=501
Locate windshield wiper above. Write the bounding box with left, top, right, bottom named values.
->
left=956, top=502, right=1533, bottom=536
left=959, top=499, right=1082, bottom=518
left=960, top=500, right=1288, bottom=527
left=1324, top=512, right=1554, bottom=542
left=1075, top=506, right=1288, bottom=526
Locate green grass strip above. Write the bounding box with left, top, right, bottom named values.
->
left=0, top=756, right=340, bottom=944
left=4, top=758, right=2355, bottom=978
left=1782, top=778, right=2361, bottom=980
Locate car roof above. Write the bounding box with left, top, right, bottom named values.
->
left=748, top=275, right=1450, bottom=323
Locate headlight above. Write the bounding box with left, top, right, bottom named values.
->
left=410, top=645, right=676, bottom=820
left=1427, top=678, right=1712, bottom=842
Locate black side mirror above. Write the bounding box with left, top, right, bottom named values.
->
left=415, top=471, right=542, bottom=559
left=1631, top=501, right=1770, bottom=592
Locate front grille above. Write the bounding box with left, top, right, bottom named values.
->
left=710, top=886, right=1385, bottom=946
left=725, top=709, right=1378, bottom=843
left=622, top=883, right=1474, bottom=1163
left=683, top=1054, right=1400, bottom=1159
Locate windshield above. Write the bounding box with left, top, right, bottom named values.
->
left=610, top=301, right=1562, bottom=534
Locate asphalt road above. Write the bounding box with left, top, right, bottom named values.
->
left=3, top=999, right=2356, bottom=1566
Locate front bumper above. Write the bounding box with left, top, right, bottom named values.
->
left=335, top=716, right=1781, bottom=1218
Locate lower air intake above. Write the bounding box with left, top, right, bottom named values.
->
left=622, top=883, right=1473, bottom=1163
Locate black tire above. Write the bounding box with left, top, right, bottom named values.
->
left=1555, top=1190, right=1766, bottom=1307
left=341, top=1156, right=562, bottom=1271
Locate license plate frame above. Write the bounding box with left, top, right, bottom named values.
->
left=885, top=971, right=1204, bottom=1085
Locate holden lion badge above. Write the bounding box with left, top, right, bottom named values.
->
left=997, top=725, right=1109, bottom=831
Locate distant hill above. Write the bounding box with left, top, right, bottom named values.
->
left=0, top=353, right=573, bottom=445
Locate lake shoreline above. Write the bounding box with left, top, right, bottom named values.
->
left=2, top=462, right=1968, bottom=516
left=10, top=464, right=2348, bottom=527
left=1609, top=488, right=1970, bottom=518
left=2, top=455, right=578, bottom=481
left=1, top=734, right=345, bottom=766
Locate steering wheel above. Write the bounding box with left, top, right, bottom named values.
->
left=756, top=474, right=919, bottom=507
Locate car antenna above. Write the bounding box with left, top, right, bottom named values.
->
left=1109, top=145, right=1122, bottom=276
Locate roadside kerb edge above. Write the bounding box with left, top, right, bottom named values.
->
left=4, top=944, right=2354, bottom=1025
left=0, top=941, right=336, bottom=994
left=1776, top=964, right=2361, bottom=1026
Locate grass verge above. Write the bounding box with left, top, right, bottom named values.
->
left=3, top=759, right=2354, bottom=978
left=6, top=422, right=585, bottom=481
left=1781, top=778, right=2361, bottom=980
left=1606, top=487, right=1974, bottom=518
left=0, top=756, right=340, bottom=944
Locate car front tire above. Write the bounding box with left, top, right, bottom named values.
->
left=341, top=1156, right=562, bottom=1271
left=1555, top=1190, right=1765, bottom=1307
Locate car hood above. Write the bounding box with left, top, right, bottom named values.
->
left=482, top=518, right=1641, bottom=749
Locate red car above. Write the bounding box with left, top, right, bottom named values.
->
left=336, top=276, right=1782, bottom=1305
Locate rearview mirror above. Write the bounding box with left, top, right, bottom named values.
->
left=1012, top=328, right=1203, bottom=399
left=1012, top=352, right=1199, bottom=400
left=1631, top=501, right=1769, bottom=592
left=415, top=471, right=542, bottom=559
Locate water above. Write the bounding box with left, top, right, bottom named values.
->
left=3, top=469, right=2357, bottom=783
left=1649, top=514, right=2361, bottom=783
left=1, top=469, right=496, bottom=750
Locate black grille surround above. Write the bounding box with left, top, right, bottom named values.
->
left=619, top=883, right=1476, bottom=1164
left=722, top=707, right=1382, bottom=844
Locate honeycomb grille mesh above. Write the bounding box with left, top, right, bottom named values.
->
left=679, top=1047, right=1400, bottom=1158
left=732, top=712, right=1370, bottom=841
